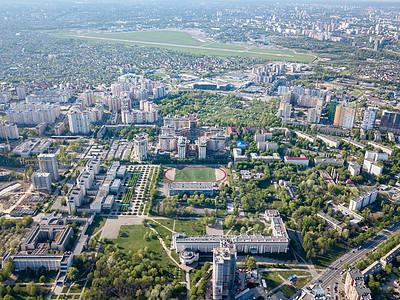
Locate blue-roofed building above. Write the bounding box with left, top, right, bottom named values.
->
left=234, top=288, right=253, bottom=300
left=237, top=141, right=246, bottom=148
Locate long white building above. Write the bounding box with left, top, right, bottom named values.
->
left=7, top=102, right=60, bottom=125
left=172, top=210, right=289, bottom=254
left=26, top=88, right=71, bottom=103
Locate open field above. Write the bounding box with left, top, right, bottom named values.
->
left=112, top=225, right=173, bottom=268
left=164, top=166, right=226, bottom=182
left=174, top=166, right=216, bottom=182
left=174, top=219, right=206, bottom=236
left=53, top=30, right=315, bottom=62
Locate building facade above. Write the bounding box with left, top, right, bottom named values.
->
left=68, top=109, right=91, bottom=134
left=38, top=153, right=59, bottom=182
left=334, top=104, right=355, bottom=128
left=345, top=267, right=372, bottom=300
left=379, top=111, right=400, bottom=135
left=362, top=107, right=378, bottom=130
left=213, top=243, right=236, bottom=300
left=32, top=172, right=52, bottom=191
left=133, top=132, right=148, bottom=161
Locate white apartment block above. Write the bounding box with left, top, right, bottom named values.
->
left=26, top=88, right=71, bottom=103
left=133, top=132, right=148, bottom=161
left=349, top=188, right=378, bottom=211
left=362, top=107, right=378, bottom=130
left=364, top=150, right=388, bottom=162
left=68, top=109, right=91, bottom=134
left=348, top=161, right=361, bottom=176
left=7, top=103, right=60, bottom=125
left=257, top=142, right=278, bottom=151
left=54, top=122, right=66, bottom=136
left=278, top=102, right=292, bottom=119
left=177, top=136, right=186, bottom=159
left=0, top=91, right=12, bottom=103
left=254, top=133, right=273, bottom=142
left=16, top=86, right=26, bottom=100
left=0, top=123, right=19, bottom=140
left=363, top=160, right=384, bottom=176
left=198, top=136, right=207, bottom=159
left=317, top=134, right=340, bottom=148
left=295, top=131, right=316, bottom=143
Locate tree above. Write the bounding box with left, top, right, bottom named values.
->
left=63, top=184, right=69, bottom=195
left=342, top=229, right=350, bottom=240
left=27, top=281, right=39, bottom=297
left=245, top=255, right=257, bottom=269
left=343, top=263, right=349, bottom=270
left=39, top=275, right=46, bottom=283
left=388, top=286, right=395, bottom=294
left=67, top=267, right=79, bottom=282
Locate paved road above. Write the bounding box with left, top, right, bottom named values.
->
left=308, top=220, right=400, bottom=299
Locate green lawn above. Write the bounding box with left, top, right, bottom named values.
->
left=293, top=276, right=312, bottom=289
left=149, top=221, right=173, bottom=248
left=156, top=219, right=175, bottom=230
left=261, top=271, right=282, bottom=290
left=85, top=216, right=107, bottom=236
left=112, top=225, right=173, bottom=268
left=174, top=167, right=216, bottom=182
left=174, top=219, right=206, bottom=236
left=279, top=284, right=296, bottom=299
left=261, top=270, right=311, bottom=291
left=275, top=270, right=310, bottom=278
left=69, top=281, right=85, bottom=293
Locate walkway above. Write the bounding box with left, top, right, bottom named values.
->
left=146, top=224, right=191, bottom=300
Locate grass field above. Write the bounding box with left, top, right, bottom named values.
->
left=174, top=219, right=206, bottom=236
left=112, top=225, right=173, bottom=268
left=261, top=270, right=311, bottom=291
left=53, top=30, right=315, bottom=62
left=174, top=167, right=216, bottom=182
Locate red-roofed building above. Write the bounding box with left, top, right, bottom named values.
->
left=228, top=127, right=238, bottom=135
left=284, top=154, right=309, bottom=166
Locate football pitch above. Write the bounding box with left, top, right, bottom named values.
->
left=174, top=167, right=216, bottom=182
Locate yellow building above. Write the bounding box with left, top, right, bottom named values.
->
left=333, top=105, right=355, bottom=128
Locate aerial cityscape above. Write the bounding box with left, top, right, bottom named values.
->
left=2, top=0, right=400, bottom=299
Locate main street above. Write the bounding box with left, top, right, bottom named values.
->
left=307, top=220, right=400, bottom=299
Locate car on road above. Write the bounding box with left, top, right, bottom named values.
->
left=358, top=246, right=362, bottom=250
left=340, top=270, right=346, bottom=275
